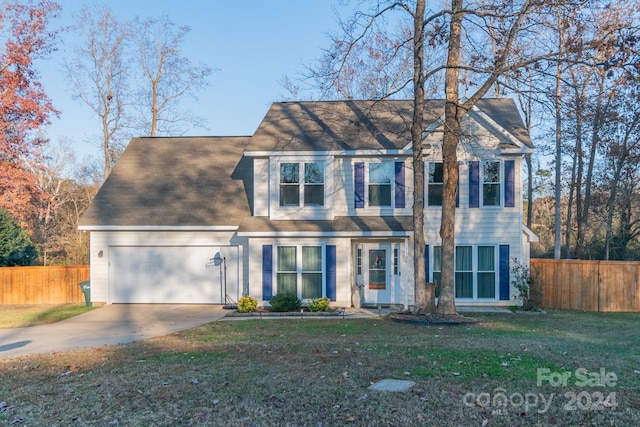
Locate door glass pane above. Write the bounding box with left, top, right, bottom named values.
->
left=369, top=249, right=386, bottom=289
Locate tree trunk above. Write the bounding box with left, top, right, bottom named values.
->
left=412, top=0, right=435, bottom=313
left=436, top=0, right=463, bottom=316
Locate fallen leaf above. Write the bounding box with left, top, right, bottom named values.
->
left=190, top=379, right=199, bottom=384
left=357, top=394, right=368, bottom=401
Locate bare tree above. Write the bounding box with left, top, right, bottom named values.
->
left=303, top=0, right=607, bottom=313
left=65, top=6, right=129, bottom=180
left=131, top=15, right=212, bottom=136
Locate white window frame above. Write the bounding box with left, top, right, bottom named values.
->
left=366, top=161, right=394, bottom=208
left=426, top=161, right=444, bottom=207
left=278, top=161, right=326, bottom=208
left=481, top=160, right=502, bottom=208
left=432, top=245, right=498, bottom=301
left=274, top=244, right=326, bottom=300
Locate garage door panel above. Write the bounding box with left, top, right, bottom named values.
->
left=109, top=246, right=233, bottom=304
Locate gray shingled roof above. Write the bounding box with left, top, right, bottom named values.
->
left=80, top=99, right=532, bottom=229
left=238, top=216, right=413, bottom=234
left=79, top=137, right=253, bottom=227
left=249, top=98, right=533, bottom=152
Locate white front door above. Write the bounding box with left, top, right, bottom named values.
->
left=362, top=243, right=391, bottom=305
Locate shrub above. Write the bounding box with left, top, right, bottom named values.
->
left=308, top=297, right=331, bottom=312
left=511, top=259, right=542, bottom=311
left=0, top=209, right=38, bottom=266
left=237, top=296, right=258, bottom=313
left=269, top=293, right=301, bottom=312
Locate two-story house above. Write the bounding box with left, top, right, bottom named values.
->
left=79, top=99, right=537, bottom=308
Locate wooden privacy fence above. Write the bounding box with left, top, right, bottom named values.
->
left=530, top=259, right=640, bottom=312
left=0, top=266, right=89, bottom=304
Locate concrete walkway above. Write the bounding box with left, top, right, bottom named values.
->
left=0, top=304, right=227, bottom=358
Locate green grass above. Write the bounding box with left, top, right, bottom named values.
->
left=0, top=304, right=95, bottom=329
left=0, top=310, right=638, bottom=426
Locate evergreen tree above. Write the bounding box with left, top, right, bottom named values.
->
left=0, top=209, right=38, bottom=266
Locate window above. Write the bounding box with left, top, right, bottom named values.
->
left=477, top=246, right=496, bottom=298
left=432, top=245, right=497, bottom=300
left=302, top=246, right=322, bottom=298
left=455, top=246, right=473, bottom=298
left=280, top=164, right=299, bottom=207
left=433, top=246, right=441, bottom=297
left=368, top=162, right=392, bottom=206
left=483, top=161, right=500, bottom=206
left=428, top=162, right=443, bottom=206
left=276, top=245, right=323, bottom=299
left=279, top=162, right=325, bottom=207
left=277, top=246, right=297, bottom=294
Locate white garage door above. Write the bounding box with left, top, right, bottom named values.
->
left=109, top=246, right=233, bottom=304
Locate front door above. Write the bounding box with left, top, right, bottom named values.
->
left=362, top=243, right=391, bottom=304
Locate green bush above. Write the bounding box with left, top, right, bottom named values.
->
left=0, top=209, right=38, bottom=266
left=269, top=293, right=301, bottom=312
left=237, top=296, right=258, bottom=313
left=308, top=297, right=331, bottom=312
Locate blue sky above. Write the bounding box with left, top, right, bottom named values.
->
left=40, top=1, right=354, bottom=162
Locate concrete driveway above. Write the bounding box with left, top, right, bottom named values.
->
left=0, top=304, right=227, bottom=358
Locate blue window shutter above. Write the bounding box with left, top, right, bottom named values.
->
left=354, top=162, right=365, bottom=208
left=424, top=245, right=430, bottom=282
left=469, top=161, right=480, bottom=208
left=395, top=162, right=405, bottom=208
left=504, top=160, right=515, bottom=207
left=499, top=245, right=510, bottom=300
left=326, top=245, right=337, bottom=301
left=262, top=245, right=273, bottom=300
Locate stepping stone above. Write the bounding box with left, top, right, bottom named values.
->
left=368, top=379, right=415, bottom=392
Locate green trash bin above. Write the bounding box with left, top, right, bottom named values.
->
left=79, top=280, right=92, bottom=307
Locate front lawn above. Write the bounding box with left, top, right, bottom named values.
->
left=0, top=310, right=638, bottom=426
left=0, top=304, right=95, bottom=329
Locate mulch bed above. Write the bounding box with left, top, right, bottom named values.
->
left=390, top=312, right=478, bottom=326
